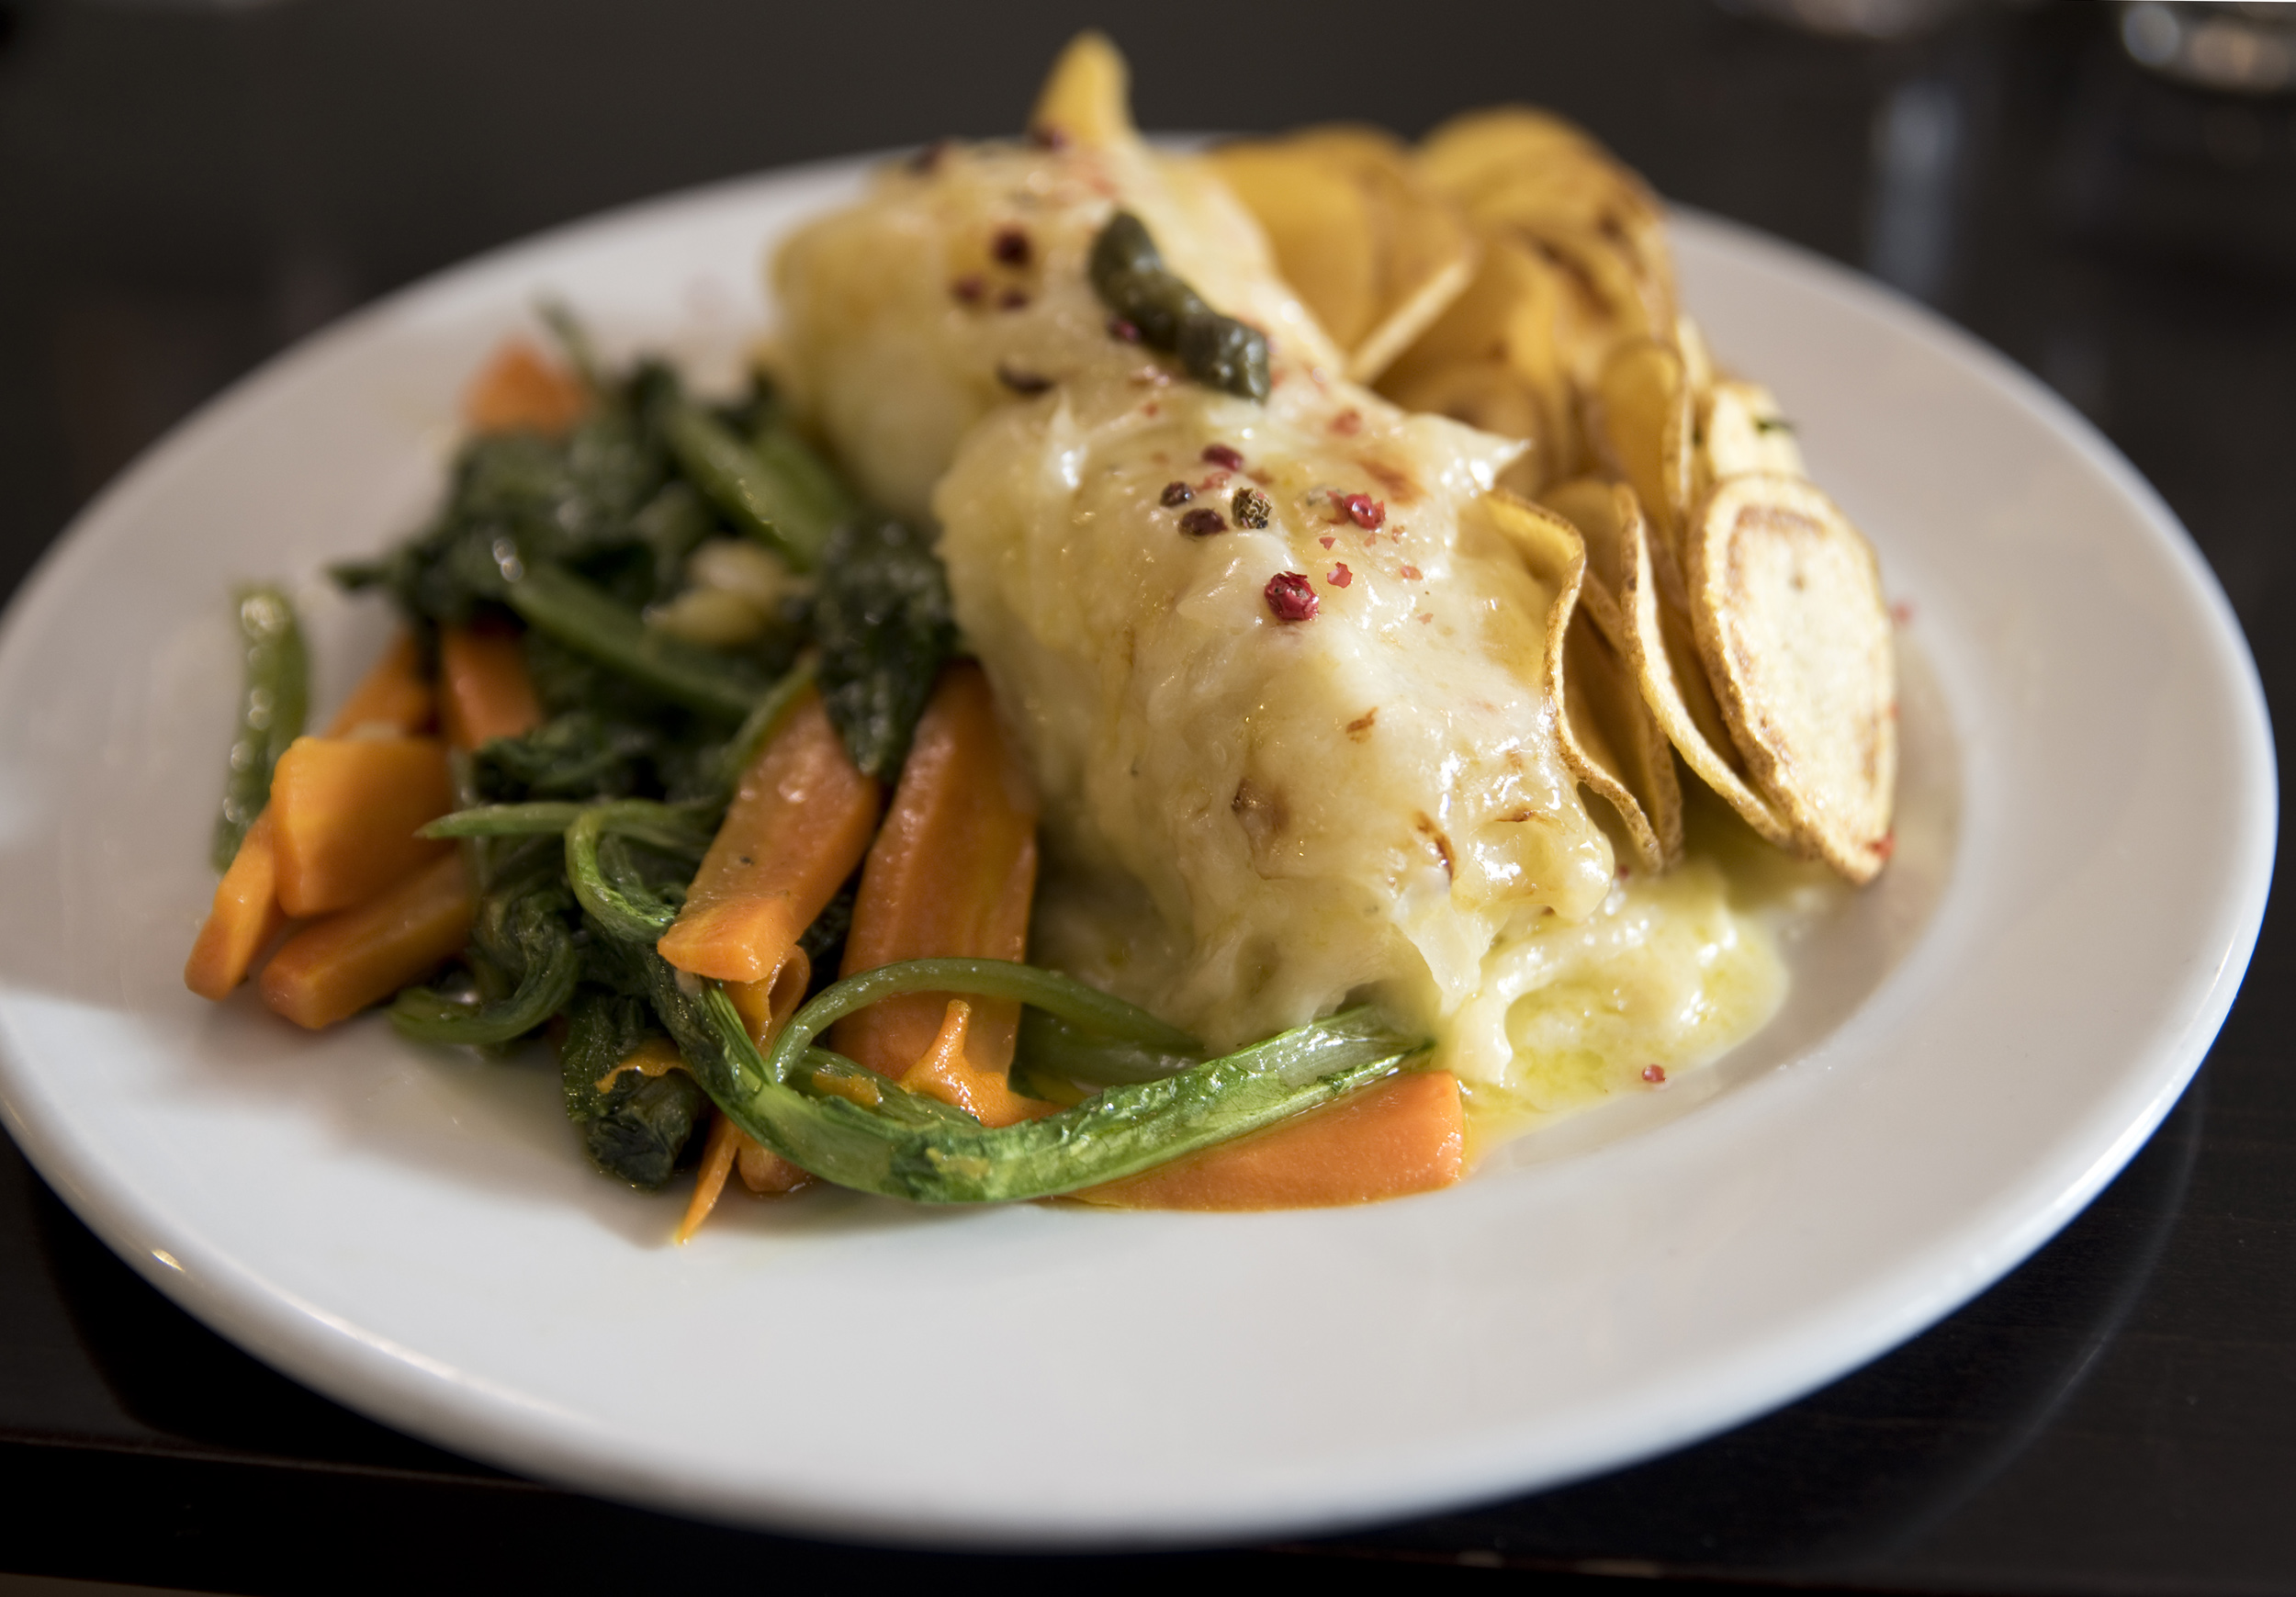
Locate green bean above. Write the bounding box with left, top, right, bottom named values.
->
left=210, top=584, right=308, bottom=871
left=504, top=561, right=767, bottom=720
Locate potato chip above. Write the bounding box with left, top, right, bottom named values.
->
left=1694, top=379, right=1806, bottom=504
left=1618, top=495, right=1798, bottom=852
left=1685, top=475, right=1895, bottom=883
left=1536, top=475, right=1634, bottom=646
left=1210, top=127, right=1479, bottom=384
left=1486, top=492, right=1680, bottom=872
left=1030, top=31, right=1133, bottom=147
left=1593, top=338, right=1693, bottom=573
left=1377, top=237, right=1579, bottom=487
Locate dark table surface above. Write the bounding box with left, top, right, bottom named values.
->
left=1, top=1, right=2290, bottom=1591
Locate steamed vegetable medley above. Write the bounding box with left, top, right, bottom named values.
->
left=186, top=37, right=1895, bottom=1230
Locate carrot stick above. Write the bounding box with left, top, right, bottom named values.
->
left=270, top=736, right=456, bottom=917
left=438, top=624, right=543, bottom=750
left=326, top=632, right=433, bottom=737
left=463, top=338, right=589, bottom=436
left=258, top=851, right=474, bottom=1029
left=677, top=1113, right=742, bottom=1243
left=895, top=1000, right=1059, bottom=1128
left=184, top=809, right=290, bottom=999
left=829, top=664, right=1043, bottom=1120
left=1075, top=1071, right=1466, bottom=1210
left=658, top=687, right=882, bottom=984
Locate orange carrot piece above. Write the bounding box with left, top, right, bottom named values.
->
left=325, top=632, right=433, bottom=737
left=1076, top=1071, right=1466, bottom=1211
left=896, top=999, right=1059, bottom=1128
left=438, top=624, right=543, bottom=750
left=463, top=337, right=589, bottom=436
left=830, top=664, right=1042, bottom=1116
left=658, top=688, right=882, bottom=984
left=258, top=851, right=473, bottom=1030
left=184, top=809, right=290, bottom=999
left=270, top=736, right=456, bottom=917
left=736, top=1134, right=809, bottom=1196
left=677, top=1113, right=743, bottom=1243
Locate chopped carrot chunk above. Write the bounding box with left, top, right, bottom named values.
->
left=270, top=736, right=455, bottom=917
left=438, top=624, right=542, bottom=750
left=258, top=851, right=473, bottom=1030
left=463, top=338, right=588, bottom=436
left=326, top=632, right=433, bottom=737
left=1076, top=1071, right=1465, bottom=1210
left=184, top=809, right=289, bottom=999
left=831, top=664, right=1045, bottom=1123
left=658, top=688, right=881, bottom=984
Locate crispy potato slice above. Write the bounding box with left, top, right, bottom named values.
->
left=1686, top=475, right=1896, bottom=883
left=1593, top=338, right=1693, bottom=570
left=1694, top=378, right=1807, bottom=504
left=1211, top=143, right=1380, bottom=348
left=1618, top=495, right=1798, bottom=852
left=1030, top=31, right=1134, bottom=147
left=1378, top=237, right=1579, bottom=485
left=1536, top=475, right=1636, bottom=647
left=1487, top=492, right=1681, bottom=872
left=1210, top=127, right=1479, bottom=383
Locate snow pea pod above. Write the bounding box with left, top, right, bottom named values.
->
left=210, top=584, right=309, bottom=871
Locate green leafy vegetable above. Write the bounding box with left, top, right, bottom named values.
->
left=504, top=561, right=768, bottom=721
left=557, top=990, right=709, bottom=1190
left=814, top=519, right=957, bottom=780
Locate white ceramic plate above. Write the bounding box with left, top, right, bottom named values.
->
left=0, top=158, right=2271, bottom=1549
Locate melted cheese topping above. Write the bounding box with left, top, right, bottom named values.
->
left=775, top=137, right=1793, bottom=1123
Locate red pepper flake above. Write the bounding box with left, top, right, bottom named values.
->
left=1416, top=612, right=1433, bottom=624
left=1161, top=480, right=1194, bottom=507
left=992, top=226, right=1031, bottom=265
left=1642, top=1064, right=1667, bottom=1085
left=1318, top=535, right=1335, bottom=549
left=1331, top=409, right=1363, bottom=436
left=1342, top=493, right=1385, bottom=530
left=1399, top=564, right=1423, bottom=580
left=1201, top=443, right=1244, bottom=471
left=998, top=287, right=1030, bottom=311
left=1329, top=563, right=1353, bottom=588
left=1107, top=314, right=1142, bottom=343
left=1180, top=507, right=1228, bottom=537
left=1265, top=572, right=1318, bottom=622
left=951, top=275, right=985, bottom=304
left=1870, top=831, right=1897, bottom=860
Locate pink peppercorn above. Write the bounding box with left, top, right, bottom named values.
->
left=1329, top=563, right=1353, bottom=588
left=951, top=275, right=985, bottom=304
left=1342, top=493, right=1385, bottom=529
left=1642, top=1064, right=1667, bottom=1085
left=992, top=227, right=1031, bottom=265
left=1161, top=480, right=1194, bottom=507
left=1201, top=444, right=1244, bottom=471
left=1265, top=572, right=1318, bottom=621
left=1108, top=315, right=1142, bottom=343
left=1179, top=507, right=1227, bottom=536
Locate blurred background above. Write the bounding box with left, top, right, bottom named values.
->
left=0, top=1, right=2290, bottom=1592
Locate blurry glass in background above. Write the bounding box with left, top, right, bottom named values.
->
left=2119, top=2, right=2296, bottom=96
